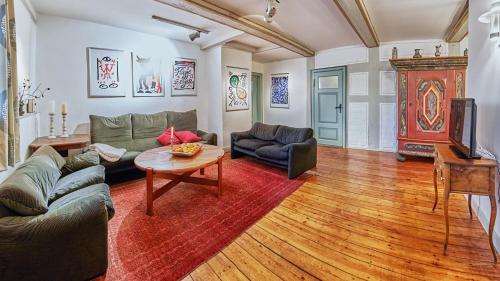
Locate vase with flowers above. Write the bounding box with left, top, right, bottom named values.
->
left=18, top=79, right=50, bottom=116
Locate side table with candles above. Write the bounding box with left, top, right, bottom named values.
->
left=29, top=134, right=90, bottom=157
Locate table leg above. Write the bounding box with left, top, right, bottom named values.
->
left=443, top=184, right=450, bottom=255
left=468, top=194, right=473, bottom=220
left=200, top=168, right=205, bottom=175
left=433, top=167, right=438, bottom=212
left=146, top=168, right=154, bottom=216
left=489, top=195, right=498, bottom=263
left=217, top=157, right=222, bottom=198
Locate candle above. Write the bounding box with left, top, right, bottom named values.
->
left=171, top=126, right=174, bottom=139
left=49, top=100, right=55, bottom=114
left=61, top=102, right=67, bottom=114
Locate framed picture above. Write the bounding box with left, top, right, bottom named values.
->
left=270, top=73, right=290, bottom=108
left=132, top=54, right=164, bottom=97
left=87, top=47, right=131, bottom=97
left=171, top=58, right=196, bottom=96
left=225, top=66, right=250, bottom=111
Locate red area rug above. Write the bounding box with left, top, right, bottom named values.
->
left=99, top=157, right=307, bottom=281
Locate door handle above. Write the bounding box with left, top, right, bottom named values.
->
left=335, top=104, right=343, bottom=114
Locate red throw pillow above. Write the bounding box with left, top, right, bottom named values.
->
left=157, top=128, right=181, bottom=146
left=175, top=131, right=203, bottom=143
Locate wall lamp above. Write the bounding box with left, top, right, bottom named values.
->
left=152, top=15, right=210, bottom=42
left=478, top=1, right=500, bottom=45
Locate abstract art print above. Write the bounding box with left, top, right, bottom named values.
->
left=133, top=54, right=164, bottom=97
left=87, top=47, right=131, bottom=97
left=172, top=58, right=196, bottom=96
left=226, top=67, right=250, bottom=111
left=270, top=73, right=289, bottom=108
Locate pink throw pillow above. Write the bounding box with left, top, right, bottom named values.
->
left=157, top=128, right=181, bottom=146
left=175, top=131, right=203, bottom=143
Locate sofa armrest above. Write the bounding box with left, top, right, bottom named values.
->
left=0, top=185, right=112, bottom=280
left=288, top=138, right=317, bottom=179
left=197, top=130, right=217, bottom=146
left=231, top=130, right=252, bottom=142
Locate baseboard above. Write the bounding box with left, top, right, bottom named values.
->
left=466, top=194, right=500, bottom=252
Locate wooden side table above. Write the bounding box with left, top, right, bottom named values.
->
left=29, top=134, right=90, bottom=156
left=433, top=144, right=498, bottom=262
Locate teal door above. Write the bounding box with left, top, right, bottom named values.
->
left=251, top=73, right=263, bottom=123
left=312, top=67, right=346, bottom=147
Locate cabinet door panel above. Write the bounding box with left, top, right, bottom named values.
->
left=407, top=70, right=455, bottom=141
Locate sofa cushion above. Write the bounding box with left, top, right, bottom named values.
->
left=274, top=126, right=313, bottom=144
left=90, top=114, right=133, bottom=146
left=234, top=139, right=274, bottom=151
left=0, top=146, right=64, bottom=216
left=167, top=110, right=197, bottom=132
left=132, top=111, right=168, bottom=139
left=255, top=144, right=288, bottom=160
left=49, top=183, right=115, bottom=219
left=61, top=151, right=100, bottom=176
left=49, top=165, right=106, bottom=203
left=255, top=144, right=289, bottom=161
left=249, top=122, right=279, bottom=141
left=176, top=130, right=203, bottom=143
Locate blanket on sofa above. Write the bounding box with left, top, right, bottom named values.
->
left=89, top=143, right=126, bottom=162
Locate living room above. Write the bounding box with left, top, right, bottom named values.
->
left=1, top=0, right=500, bottom=280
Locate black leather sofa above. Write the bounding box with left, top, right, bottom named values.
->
left=231, top=122, right=317, bottom=179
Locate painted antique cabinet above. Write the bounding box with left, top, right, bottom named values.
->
left=390, top=57, right=467, bottom=160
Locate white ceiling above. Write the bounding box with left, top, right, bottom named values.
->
left=31, top=0, right=236, bottom=46
left=31, top=0, right=468, bottom=62
left=364, top=0, right=466, bottom=42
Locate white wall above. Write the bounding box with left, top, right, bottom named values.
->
left=221, top=47, right=253, bottom=147
left=261, top=57, right=312, bottom=128
left=205, top=46, right=223, bottom=146
left=467, top=0, right=500, bottom=250
left=35, top=15, right=209, bottom=136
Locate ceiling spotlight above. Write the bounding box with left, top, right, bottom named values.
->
left=264, top=0, right=280, bottom=23
left=189, top=31, right=201, bottom=42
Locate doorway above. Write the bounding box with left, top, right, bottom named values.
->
left=251, top=72, right=263, bottom=124
left=312, top=67, right=346, bottom=147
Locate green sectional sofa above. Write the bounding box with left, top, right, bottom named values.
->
left=0, top=146, right=114, bottom=281
left=90, top=109, right=217, bottom=177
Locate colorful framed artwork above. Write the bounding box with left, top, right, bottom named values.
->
left=171, top=58, right=196, bottom=96
left=87, top=47, right=131, bottom=98
left=132, top=54, right=164, bottom=97
left=270, top=73, right=290, bottom=108
left=226, top=66, right=250, bottom=111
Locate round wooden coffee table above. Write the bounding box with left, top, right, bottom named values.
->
left=134, top=145, right=225, bottom=216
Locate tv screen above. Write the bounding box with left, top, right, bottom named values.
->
left=449, top=98, right=477, bottom=158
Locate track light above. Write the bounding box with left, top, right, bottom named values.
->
left=189, top=31, right=201, bottom=42
left=265, top=0, right=280, bottom=23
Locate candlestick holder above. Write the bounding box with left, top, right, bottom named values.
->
left=48, top=113, right=56, bottom=139
left=170, top=136, right=175, bottom=151
left=61, top=112, right=69, bottom=138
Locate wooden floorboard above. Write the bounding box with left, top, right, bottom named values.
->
left=188, top=147, right=500, bottom=280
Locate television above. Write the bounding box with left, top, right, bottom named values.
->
left=449, top=98, right=479, bottom=159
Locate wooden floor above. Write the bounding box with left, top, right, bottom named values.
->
left=183, top=146, right=500, bottom=280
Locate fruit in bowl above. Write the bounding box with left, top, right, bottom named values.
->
left=173, top=143, right=202, bottom=154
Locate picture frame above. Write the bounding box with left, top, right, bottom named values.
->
left=171, top=57, right=197, bottom=96
left=87, top=47, right=131, bottom=98
left=132, top=54, right=165, bottom=97
left=225, top=66, right=250, bottom=112
left=270, top=73, right=290, bottom=108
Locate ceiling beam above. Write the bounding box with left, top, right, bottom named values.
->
left=154, top=0, right=315, bottom=57
left=332, top=0, right=379, bottom=48
left=201, top=30, right=245, bottom=50
left=445, top=0, right=468, bottom=43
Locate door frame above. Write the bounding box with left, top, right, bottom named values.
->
left=251, top=72, right=263, bottom=123
left=311, top=66, right=347, bottom=147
